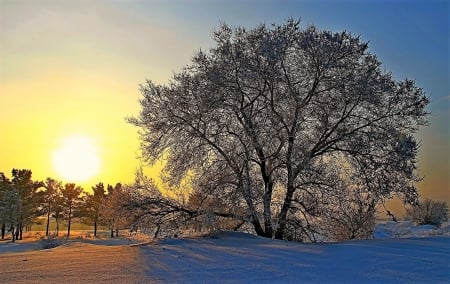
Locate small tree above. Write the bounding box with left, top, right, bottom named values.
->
left=0, top=172, right=11, bottom=239
left=101, top=183, right=131, bottom=238
left=10, top=169, right=44, bottom=240
left=0, top=173, right=21, bottom=241
left=406, top=198, right=448, bottom=227
left=51, top=193, right=65, bottom=237
left=42, top=178, right=63, bottom=236
left=84, top=182, right=106, bottom=237
left=60, top=183, right=83, bottom=238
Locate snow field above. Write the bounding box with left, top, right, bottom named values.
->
left=143, top=231, right=449, bottom=283
left=1, top=222, right=449, bottom=283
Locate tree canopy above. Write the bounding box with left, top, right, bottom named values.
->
left=130, top=19, right=429, bottom=240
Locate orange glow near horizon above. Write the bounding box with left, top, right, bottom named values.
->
left=0, top=2, right=190, bottom=191
left=0, top=70, right=145, bottom=190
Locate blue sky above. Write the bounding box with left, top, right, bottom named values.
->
left=119, top=0, right=449, bottom=112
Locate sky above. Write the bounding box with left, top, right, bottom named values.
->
left=0, top=0, right=448, bottom=204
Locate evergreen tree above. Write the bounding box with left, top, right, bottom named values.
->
left=61, top=183, right=83, bottom=238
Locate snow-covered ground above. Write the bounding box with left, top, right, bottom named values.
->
left=374, top=220, right=450, bottom=239
left=0, top=230, right=150, bottom=254
left=144, top=228, right=449, bottom=283
left=1, top=223, right=449, bottom=283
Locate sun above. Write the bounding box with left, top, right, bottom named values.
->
left=52, top=135, right=101, bottom=182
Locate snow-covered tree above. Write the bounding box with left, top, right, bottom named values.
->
left=42, top=177, right=63, bottom=236
left=11, top=169, right=44, bottom=240
left=100, top=183, right=133, bottom=237
left=130, top=19, right=429, bottom=239
left=0, top=172, right=19, bottom=241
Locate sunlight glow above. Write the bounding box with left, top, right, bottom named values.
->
left=52, top=135, right=101, bottom=182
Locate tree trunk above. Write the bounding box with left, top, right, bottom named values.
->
left=46, top=209, right=51, bottom=236
left=245, top=197, right=268, bottom=238
left=154, top=225, right=161, bottom=239
left=240, top=168, right=270, bottom=238
left=67, top=206, right=72, bottom=238
left=262, top=179, right=274, bottom=238
left=19, top=224, right=23, bottom=240
left=94, top=220, right=97, bottom=237
left=11, top=225, right=16, bottom=242
left=55, top=217, right=59, bottom=236
left=15, top=225, right=19, bottom=241
left=275, top=183, right=296, bottom=240
left=252, top=220, right=269, bottom=237
left=1, top=223, right=5, bottom=239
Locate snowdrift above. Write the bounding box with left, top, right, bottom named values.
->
left=142, top=224, right=450, bottom=283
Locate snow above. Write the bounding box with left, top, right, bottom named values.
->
left=0, top=230, right=150, bottom=254
left=0, top=242, right=147, bottom=283
left=374, top=221, right=450, bottom=239
left=143, top=230, right=450, bottom=283
left=1, top=224, right=449, bottom=283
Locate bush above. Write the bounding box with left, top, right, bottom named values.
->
left=319, top=189, right=377, bottom=242
left=40, top=235, right=62, bottom=249
left=321, top=205, right=376, bottom=242
left=406, top=198, right=448, bottom=227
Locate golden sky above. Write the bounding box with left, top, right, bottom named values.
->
left=0, top=1, right=448, bottom=204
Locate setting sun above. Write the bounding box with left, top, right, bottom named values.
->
left=52, top=135, right=101, bottom=182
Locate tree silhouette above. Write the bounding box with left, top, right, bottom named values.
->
left=101, top=183, right=134, bottom=238
left=130, top=20, right=429, bottom=239
left=42, top=177, right=63, bottom=236
left=61, top=183, right=83, bottom=238
left=10, top=169, right=43, bottom=240
left=84, top=182, right=106, bottom=237
left=0, top=173, right=18, bottom=240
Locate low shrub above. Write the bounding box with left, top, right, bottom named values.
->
left=406, top=198, right=449, bottom=227
left=40, top=235, right=62, bottom=249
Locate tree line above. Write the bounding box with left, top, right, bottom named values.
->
left=0, top=169, right=128, bottom=242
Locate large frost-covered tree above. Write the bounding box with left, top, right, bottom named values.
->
left=130, top=20, right=429, bottom=239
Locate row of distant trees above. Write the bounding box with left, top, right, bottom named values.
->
left=0, top=169, right=129, bottom=242
left=1, top=168, right=447, bottom=243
